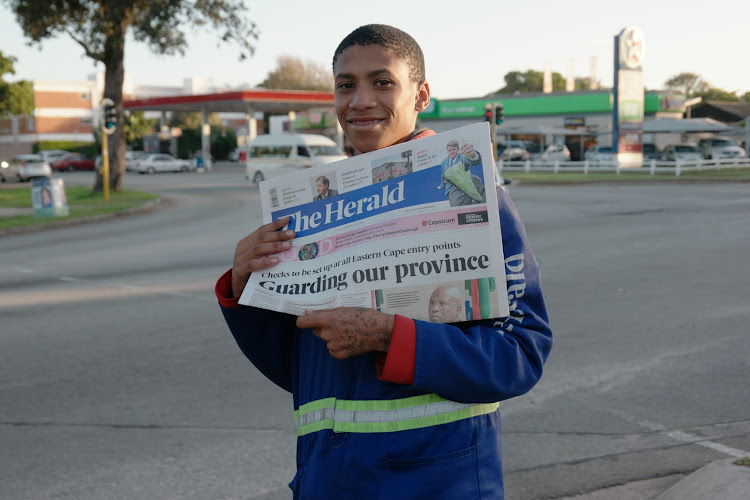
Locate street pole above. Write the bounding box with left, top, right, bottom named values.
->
left=100, top=97, right=117, bottom=202
left=101, top=131, right=110, bottom=202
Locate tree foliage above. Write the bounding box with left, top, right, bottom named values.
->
left=0, top=50, right=34, bottom=117
left=493, top=69, right=585, bottom=94
left=664, top=72, right=739, bottom=102
left=123, top=110, right=156, bottom=146
left=4, top=0, right=259, bottom=191
left=259, top=55, right=333, bottom=92
left=693, top=87, right=739, bottom=102
left=664, top=72, right=707, bottom=96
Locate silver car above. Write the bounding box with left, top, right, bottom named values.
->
left=661, top=144, right=702, bottom=162
left=134, top=153, right=194, bottom=174
left=10, top=154, right=52, bottom=181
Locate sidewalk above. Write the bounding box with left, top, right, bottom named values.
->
left=558, top=458, right=750, bottom=500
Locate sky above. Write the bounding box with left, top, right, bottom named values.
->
left=1, top=0, right=748, bottom=100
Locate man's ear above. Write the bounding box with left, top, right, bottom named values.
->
left=415, top=81, right=431, bottom=112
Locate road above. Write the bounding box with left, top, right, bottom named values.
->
left=1, top=167, right=749, bottom=499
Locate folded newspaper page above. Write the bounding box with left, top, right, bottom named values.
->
left=239, top=122, right=510, bottom=323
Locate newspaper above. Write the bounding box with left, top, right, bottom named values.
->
left=239, top=123, right=510, bottom=323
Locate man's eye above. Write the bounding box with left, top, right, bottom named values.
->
left=374, top=79, right=393, bottom=87
left=336, top=82, right=354, bottom=90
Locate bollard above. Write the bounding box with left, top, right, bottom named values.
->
left=650, top=159, right=656, bottom=176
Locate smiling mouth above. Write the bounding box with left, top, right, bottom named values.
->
left=347, top=118, right=384, bottom=127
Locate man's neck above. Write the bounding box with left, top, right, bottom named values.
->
left=352, top=127, right=430, bottom=156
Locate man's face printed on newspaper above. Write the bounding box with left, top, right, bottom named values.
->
left=428, top=286, right=464, bottom=323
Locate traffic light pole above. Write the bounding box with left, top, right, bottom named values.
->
left=100, top=97, right=117, bottom=202
left=101, top=130, right=110, bottom=202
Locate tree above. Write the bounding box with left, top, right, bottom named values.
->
left=4, top=0, right=259, bottom=192
left=123, top=111, right=157, bottom=149
left=259, top=55, right=333, bottom=92
left=664, top=72, right=740, bottom=102
left=0, top=50, right=34, bottom=117
left=693, top=87, right=739, bottom=102
left=664, top=72, right=707, bottom=96
left=492, top=70, right=567, bottom=94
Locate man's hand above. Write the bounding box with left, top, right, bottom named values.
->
left=296, top=307, right=395, bottom=359
left=231, top=217, right=295, bottom=298
left=460, top=142, right=477, bottom=160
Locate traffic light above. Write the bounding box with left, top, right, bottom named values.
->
left=102, top=98, right=118, bottom=135
left=494, top=103, right=504, bottom=125
left=485, top=103, right=493, bottom=123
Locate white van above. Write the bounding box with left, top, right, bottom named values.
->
left=245, top=134, right=348, bottom=183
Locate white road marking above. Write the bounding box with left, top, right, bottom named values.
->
left=607, top=409, right=749, bottom=458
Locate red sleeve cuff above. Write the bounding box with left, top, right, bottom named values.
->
left=215, top=268, right=241, bottom=309
left=376, top=314, right=416, bottom=385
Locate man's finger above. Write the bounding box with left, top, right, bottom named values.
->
left=296, top=310, right=327, bottom=329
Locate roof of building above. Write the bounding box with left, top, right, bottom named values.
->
left=123, top=89, right=334, bottom=114
left=704, top=101, right=750, bottom=121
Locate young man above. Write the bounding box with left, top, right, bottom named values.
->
left=216, top=24, right=552, bottom=499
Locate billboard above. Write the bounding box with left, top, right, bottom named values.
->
left=612, top=27, right=645, bottom=167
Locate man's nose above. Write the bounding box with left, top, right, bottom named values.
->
left=349, top=88, right=375, bottom=109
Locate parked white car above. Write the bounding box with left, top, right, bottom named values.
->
left=38, top=149, right=70, bottom=165
left=134, top=153, right=194, bottom=174
left=541, top=144, right=571, bottom=162
left=1, top=158, right=21, bottom=182
left=9, top=154, right=52, bottom=181
left=584, top=146, right=615, bottom=163
left=697, top=138, right=745, bottom=159
left=661, top=144, right=702, bottom=162
left=125, top=151, right=146, bottom=171
left=500, top=144, right=530, bottom=161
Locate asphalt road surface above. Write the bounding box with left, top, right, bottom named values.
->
left=1, top=168, right=749, bottom=499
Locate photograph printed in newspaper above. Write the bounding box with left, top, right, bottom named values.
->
left=239, top=122, right=510, bottom=323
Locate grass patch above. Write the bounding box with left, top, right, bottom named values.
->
left=0, top=186, right=158, bottom=230
left=735, top=457, right=750, bottom=467
left=503, top=166, right=750, bottom=184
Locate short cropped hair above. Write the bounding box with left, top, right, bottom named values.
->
left=316, top=176, right=330, bottom=187
left=446, top=140, right=459, bottom=150
left=333, top=24, right=426, bottom=83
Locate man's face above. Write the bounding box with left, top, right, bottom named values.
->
left=447, top=144, right=459, bottom=159
left=316, top=180, right=328, bottom=196
left=428, top=287, right=463, bottom=323
left=334, top=44, right=430, bottom=153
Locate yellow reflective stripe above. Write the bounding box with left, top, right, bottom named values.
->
left=295, top=394, right=498, bottom=436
